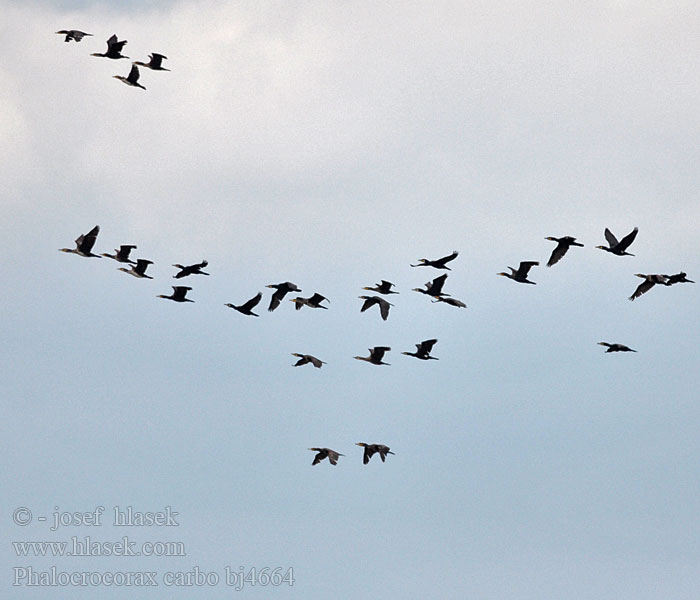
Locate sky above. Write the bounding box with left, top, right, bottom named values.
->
left=2, top=1, right=699, bottom=598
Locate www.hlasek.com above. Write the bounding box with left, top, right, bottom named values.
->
left=13, top=566, right=295, bottom=590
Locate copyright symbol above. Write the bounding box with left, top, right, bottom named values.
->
left=13, top=507, right=32, bottom=526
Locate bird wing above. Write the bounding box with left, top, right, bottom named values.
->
left=418, top=339, right=438, bottom=354
left=172, top=286, right=191, bottom=300
left=117, top=245, right=137, bottom=259
left=241, top=292, right=263, bottom=311
left=127, top=63, right=140, bottom=83
left=363, top=447, right=373, bottom=464
left=604, top=228, right=619, bottom=248
left=309, top=293, right=327, bottom=305
left=438, top=250, right=459, bottom=265
left=312, top=453, right=322, bottom=465
left=134, top=259, right=152, bottom=274
left=328, top=451, right=340, bottom=465
left=378, top=299, right=391, bottom=321
left=629, top=278, right=655, bottom=301
left=371, top=347, right=390, bottom=361
left=76, top=225, right=99, bottom=253
left=517, top=261, right=538, bottom=277
left=360, top=297, right=376, bottom=312
left=268, top=289, right=285, bottom=311
left=309, top=356, right=324, bottom=368
left=616, top=227, right=638, bottom=252
left=428, top=273, right=448, bottom=295
left=546, top=243, right=568, bottom=267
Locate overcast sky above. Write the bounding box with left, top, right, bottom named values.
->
left=2, top=1, right=699, bottom=598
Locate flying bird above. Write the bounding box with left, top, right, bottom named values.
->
left=157, top=286, right=194, bottom=303
left=118, top=259, right=153, bottom=279
left=309, top=448, right=343, bottom=466
left=628, top=274, right=668, bottom=301
left=91, top=34, right=129, bottom=59
left=290, top=293, right=329, bottom=310
left=358, top=295, right=393, bottom=321
left=56, top=30, right=92, bottom=42
left=113, top=64, right=145, bottom=90
left=662, top=272, right=695, bottom=286
left=291, top=353, right=326, bottom=368
left=598, top=342, right=636, bottom=353
left=225, top=292, right=262, bottom=316
left=413, top=273, right=449, bottom=298
left=173, top=261, right=209, bottom=278
left=133, top=53, right=169, bottom=71
left=266, top=282, right=301, bottom=312
left=596, top=227, right=639, bottom=256
left=362, top=280, right=398, bottom=295
left=431, top=296, right=466, bottom=308
left=498, top=261, right=539, bottom=284
left=545, top=236, right=584, bottom=267
left=411, top=250, right=459, bottom=270
left=356, top=443, right=395, bottom=464
left=59, top=225, right=101, bottom=258
left=101, top=245, right=137, bottom=263
left=402, top=339, right=438, bottom=360
left=354, top=346, right=391, bottom=365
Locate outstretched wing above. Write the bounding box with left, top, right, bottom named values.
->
left=604, top=228, right=619, bottom=248
left=241, top=292, right=262, bottom=311
left=616, top=227, right=638, bottom=252
left=547, top=243, right=568, bottom=267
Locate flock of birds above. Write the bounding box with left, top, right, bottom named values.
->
left=60, top=220, right=693, bottom=465
left=56, top=29, right=168, bottom=90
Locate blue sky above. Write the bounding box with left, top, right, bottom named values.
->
left=2, top=1, right=699, bottom=598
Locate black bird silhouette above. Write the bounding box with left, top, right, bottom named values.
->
left=113, top=64, right=146, bottom=90
left=545, top=236, right=584, bottom=267
left=662, top=272, right=694, bottom=286
left=266, top=282, right=301, bottom=312
left=157, top=286, right=194, bottom=303
left=629, top=274, right=668, bottom=301
left=596, top=227, right=638, bottom=256
left=598, top=342, right=636, bottom=353
left=413, top=274, right=449, bottom=298
left=291, top=354, right=326, bottom=368
left=358, top=295, right=393, bottom=321
left=498, top=261, right=538, bottom=284
left=354, top=346, right=391, bottom=365
left=225, top=292, right=262, bottom=316
left=362, top=280, right=398, bottom=295
left=411, top=250, right=459, bottom=270
left=402, top=339, right=439, bottom=360
left=56, top=30, right=92, bottom=42
left=119, top=259, right=153, bottom=279
left=101, top=245, right=137, bottom=263
left=290, top=293, right=328, bottom=310
left=173, top=260, right=209, bottom=278
left=91, top=34, right=129, bottom=59
left=356, top=443, right=395, bottom=464
left=309, top=448, right=343, bottom=465
left=431, top=296, right=466, bottom=308
left=133, top=53, right=169, bottom=71
left=59, top=225, right=101, bottom=258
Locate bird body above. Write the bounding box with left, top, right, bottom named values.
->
left=498, top=261, right=538, bottom=284
left=291, top=353, right=326, bottom=368
left=266, top=282, right=301, bottom=311
left=598, top=342, right=636, bottom=353
left=157, top=286, right=193, bottom=302
left=309, top=448, right=343, bottom=465
left=119, top=259, right=153, bottom=279
left=91, top=34, right=129, bottom=59
left=113, top=64, right=145, bottom=90
left=596, top=227, right=638, bottom=256
left=56, top=30, right=92, bottom=42
left=173, top=261, right=209, bottom=278
left=356, top=443, right=395, bottom=464
left=363, top=280, right=398, bottom=295
left=402, top=339, right=438, bottom=360
left=59, top=225, right=101, bottom=258
left=411, top=250, right=458, bottom=270
left=134, top=53, right=169, bottom=71
left=358, top=295, right=393, bottom=321
left=354, top=346, right=391, bottom=365
left=545, top=236, right=584, bottom=267
left=225, top=292, right=262, bottom=316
